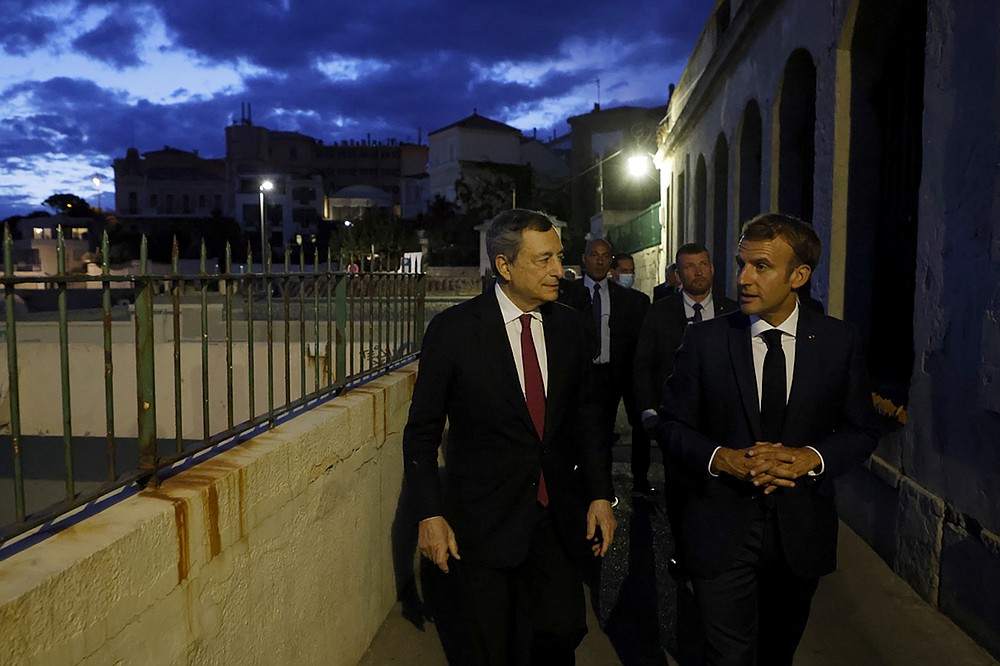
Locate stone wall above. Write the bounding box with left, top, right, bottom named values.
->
left=0, top=365, right=417, bottom=665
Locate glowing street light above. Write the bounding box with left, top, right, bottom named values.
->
left=90, top=173, right=106, bottom=211
left=259, top=180, right=273, bottom=259
left=627, top=155, right=651, bottom=177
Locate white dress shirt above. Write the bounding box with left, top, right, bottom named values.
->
left=582, top=275, right=611, bottom=364
left=707, top=303, right=825, bottom=476
left=683, top=291, right=716, bottom=321
left=495, top=283, right=548, bottom=396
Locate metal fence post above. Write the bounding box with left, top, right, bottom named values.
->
left=135, top=236, right=158, bottom=488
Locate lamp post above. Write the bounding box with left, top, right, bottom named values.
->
left=259, top=180, right=273, bottom=261
left=91, top=174, right=104, bottom=211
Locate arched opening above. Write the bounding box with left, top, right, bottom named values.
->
left=735, top=100, right=763, bottom=233
left=842, top=0, right=926, bottom=403
left=694, top=154, right=708, bottom=246
left=775, top=49, right=817, bottom=223
left=712, top=133, right=730, bottom=295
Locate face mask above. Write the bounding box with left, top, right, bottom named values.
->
left=618, top=274, right=635, bottom=289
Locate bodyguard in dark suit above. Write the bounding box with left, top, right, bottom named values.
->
left=651, top=213, right=879, bottom=665
left=635, top=243, right=737, bottom=568
left=558, top=239, right=651, bottom=492
left=404, top=209, right=616, bottom=665
left=652, top=262, right=681, bottom=302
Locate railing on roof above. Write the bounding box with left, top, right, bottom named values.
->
left=0, top=227, right=425, bottom=545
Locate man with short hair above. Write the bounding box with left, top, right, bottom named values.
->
left=560, top=239, right=651, bottom=493
left=635, top=242, right=737, bottom=566
left=653, top=262, right=681, bottom=301
left=610, top=253, right=637, bottom=290
left=651, top=213, right=879, bottom=665
left=404, top=209, right=616, bottom=665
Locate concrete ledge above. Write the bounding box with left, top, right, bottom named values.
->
left=0, top=365, right=417, bottom=665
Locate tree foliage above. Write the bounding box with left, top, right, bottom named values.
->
left=43, top=193, right=93, bottom=217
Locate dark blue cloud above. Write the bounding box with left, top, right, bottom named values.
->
left=0, top=0, right=714, bottom=217
left=71, top=11, right=145, bottom=68
left=0, top=13, right=59, bottom=56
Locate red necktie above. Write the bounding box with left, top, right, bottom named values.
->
left=519, top=314, right=549, bottom=506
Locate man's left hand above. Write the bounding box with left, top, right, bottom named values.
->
left=586, top=499, right=616, bottom=557
left=746, top=443, right=821, bottom=493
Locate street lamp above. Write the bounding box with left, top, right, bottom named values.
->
left=259, top=180, right=273, bottom=260
left=91, top=174, right=105, bottom=211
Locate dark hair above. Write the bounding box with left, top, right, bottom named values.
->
left=675, top=242, right=709, bottom=263
left=740, top=212, right=821, bottom=270
left=611, top=252, right=634, bottom=270
left=486, top=208, right=555, bottom=273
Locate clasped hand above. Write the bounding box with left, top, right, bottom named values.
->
left=713, top=443, right=821, bottom=494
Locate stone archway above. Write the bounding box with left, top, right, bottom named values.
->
left=712, top=132, right=730, bottom=294
left=694, top=154, right=708, bottom=246
left=774, top=48, right=817, bottom=222
left=735, top=100, right=763, bottom=234
left=837, top=0, right=926, bottom=401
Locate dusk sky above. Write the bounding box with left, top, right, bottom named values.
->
left=0, top=0, right=713, bottom=219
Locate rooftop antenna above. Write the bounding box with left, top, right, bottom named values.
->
left=596, top=78, right=601, bottom=109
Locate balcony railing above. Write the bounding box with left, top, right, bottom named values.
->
left=0, top=227, right=425, bottom=546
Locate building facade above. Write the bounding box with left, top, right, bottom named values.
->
left=655, top=0, right=1000, bottom=656
left=113, top=110, right=429, bottom=252
left=427, top=112, right=569, bottom=206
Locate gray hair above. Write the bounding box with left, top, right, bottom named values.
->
left=486, top=209, right=555, bottom=279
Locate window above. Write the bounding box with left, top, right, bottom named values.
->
left=198, top=194, right=206, bottom=209
left=165, top=194, right=174, bottom=214
left=33, top=227, right=53, bottom=239
left=150, top=194, right=158, bottom=211
left=128, top=191, right=138, bottom=214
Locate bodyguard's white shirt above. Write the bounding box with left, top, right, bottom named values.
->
left=495, top=283, right=548, bottom=397
left=682, top=291, right=715, bottom=321
left=582, top=275, right=611, bottom=364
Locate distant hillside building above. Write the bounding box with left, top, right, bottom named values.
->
left=112, top=107, right=429, bottom=250
left=112, top=147, right=227, bottom=218
left=427, top=112, right=569, bottom=206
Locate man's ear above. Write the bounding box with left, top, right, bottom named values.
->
left=495, top=254, right=512, bottom=282
left=790, top=263, right=812, bottom=290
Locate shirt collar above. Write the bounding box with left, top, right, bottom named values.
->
left=582, top=274, right=608, bottom=291
left=750, top=302, right=799, bottom=339
left=683, top=290, right=714, bottom=310
left=495, top=282, right=541, bottom=325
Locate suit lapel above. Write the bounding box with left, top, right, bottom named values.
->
left=786, top=308, right=820, bottom=437
left=727, top=315, right=762, bottom=440
left=476, top=292, right=538, bottom=438
left=541, top=303, right=569, bottom=443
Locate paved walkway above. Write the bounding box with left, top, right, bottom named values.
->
left=363, top=432, right=997, bottom=665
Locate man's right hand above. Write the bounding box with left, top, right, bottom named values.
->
left=711, top=445, right=782, bottom=481
left=418, top=516, right=460, bottom=573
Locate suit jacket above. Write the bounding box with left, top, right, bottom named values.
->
left=653, top=308, right=879, bottom=579
left=633, top=292, right=738, bottom=413
left=558, top=279, right=650, bottom=387
left=653, top=282, right=678, bottom=302
left=403, top=289, right=614, bottom=568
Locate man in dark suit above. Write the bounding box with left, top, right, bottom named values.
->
left=653, top=262, right=681, bottom=301
left=651, top=213, right=879, bottom=665
left=558, top=238, right=651, bottom=493
left=634, top=242, right=737, bottom=567
left=403, top=209, right=616, bottom=665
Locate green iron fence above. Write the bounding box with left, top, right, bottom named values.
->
left=0, top=227, right=425, bottom=546
left=605, top=202, right=661, bottom=254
